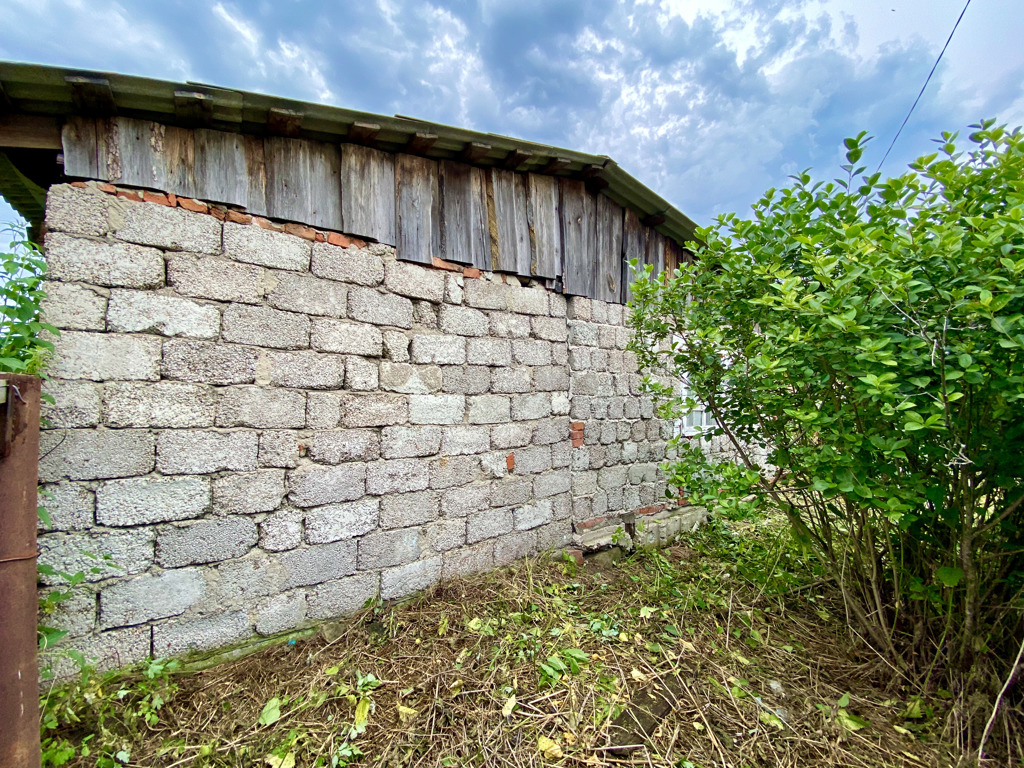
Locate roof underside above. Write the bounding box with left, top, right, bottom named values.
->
left=0, top=61, right=699, bottom=245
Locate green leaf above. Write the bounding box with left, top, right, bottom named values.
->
left=935, top=567, right=964, bottom=588
left=836, top=709, right=870, bottom=731
left=258, top=697, right=282, bottom=726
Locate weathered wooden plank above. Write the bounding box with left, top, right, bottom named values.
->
left=488, top=168, right=530, bottom=274
left=266, top=136, right=342, bottom=230
left=341, top=144, right=396, bottom=245
left=194, top=129, right=252, bottom=206
left=61, top=116, right=99, bottom=178
left=395, top=153, right=438, bottom=265
left=526, top=173, right=561, bottom=279
left=559, top=178, right=595, bottom=297
left=243, top=135, right=268, bottom=217
left=664, top=238, right=684, bottom=278
left=644, top=226, right=666, bottom=278
left=105, top=117, right=156, bottom=187
left=621, top=207, right=644, bottom=303
left=438, top=160, right=488, bottom=268
left=0, top=115, right=60, bottom=149
left=594, top=193, right=623, bottom=304
left=156, top=124, right=197, bottom=198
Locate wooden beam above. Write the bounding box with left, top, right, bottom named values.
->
left=66, top=75, right=116, bottom=117
left=460, top=141, right=491, bottom=163
left=642, top=212, right=667, bottom=227
left=347, top=121, right=380, bottom=145
left=502, top=148, right=532, bottom=170
left=542, top=156, right=571, bottom=175
left=267, top=108, right=303, bottom=137
left=407, top=132, right=437, bottom=154
left=0, top=115, right=61, bottom=150
left=173, top=90, right=214, bottom=127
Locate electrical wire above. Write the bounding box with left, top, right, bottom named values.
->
left=876, top=0, right=973, bottom=172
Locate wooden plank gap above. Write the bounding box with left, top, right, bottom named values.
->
left=348, top=121, right=380, bottom=145
left=173, top=90, right=214, bottom=127
left=267, top=108, right=303, bottom=137
left=66, top=75, right=116, bottom=117
left=407, top=132, right=437, bottom=154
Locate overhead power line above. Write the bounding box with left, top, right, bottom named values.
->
left=877, top=0, right=973, bottom=172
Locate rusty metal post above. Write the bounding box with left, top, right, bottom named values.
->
left=0, top=373, right=42, bottom=768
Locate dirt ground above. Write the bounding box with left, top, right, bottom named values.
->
left=46, top=520, right=962, bottom=768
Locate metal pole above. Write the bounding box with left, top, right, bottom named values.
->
left=0, top=373, right=42, bottom=768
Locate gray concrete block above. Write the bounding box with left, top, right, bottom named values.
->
left=409, top=394, right=465, bottom=424
left=466, top=338, right=511, bottom=367
left=347, top=287, right=413, bottom=328
left=269, top=273, right=348, bottom=318
left=489, top=312, right=532, bottom=338
left=51, top=331, right=161, bottom=381
left=103, top=381, right=218, bottom=428
left=259, top=510, right=304, bottom=552
left=340, top=393, right=409, bottom=427
left=532, top=416, right=569, bottom=446
left=380, top=490, right=439, bottom=528
left=167, top=253, right=264, bottom=304
left=440, top=425, right=490, bottom=456
left=259, top=430, right=302, bottom=468
left=43, top=379, right=102, bottom=428
left=41, top=281, right=107, bottom=331
left=255, top=590, right=307, bottom=636
left=442, top=540, right=494, bottom=579
left=306, top=392, right=342, bottom=429
left=44, top=183, right=117, bottom=236
left=46, top=233, right=164, bottom=288
left=489, top=477, right=531, bottom=507
left=464, top=279, right=508, bottom=310
left=382, top=330, right=410, bottom=361
left=511, top=392, right=552, bottom=421
left=51, top=625, right=152, bottom=679
left=268, top=350, right=345, bottom=390
left=358, top=527, right=422, bottom=570
left=100, top=568, right=205, bottom=629
left=426, top=518, right=465, bottom=552
left=37, top=528, right=154, bottom=585
left=379, top=362, right=442, bottom=394
left=440, top=483, right=490, bottom=518
left=467, top=395, right=511, bottom=424
left=311, top=243, right=384, bottom=286
left=428, top=454, right=481, bottom=490
left=307, top=572, right=379, bottom=619
left=410, top=334, right=466, bottom=365
left=491, top=367, right=531, bottom=394
left=153, top=610, right=251, bottom=657
left=162, top=340, right=258, bottom=385
left=310, top=429, right=380, bottom=464
left=215, top=386, right=306, bottom=429
left=305, top=498, right=379, bottom=543
left=345, top=356, right=379, bottom=391
left=384, top=261, right=445, bottom=302
left=513, top=445, right=552, bottom=474
left=366, top=459, right=430, bottom=495
left=467, top=507, right=513, bottom=542
left=531, top=316, right=568, bottom=342
left=533, top=365, right=569, bottom=392
left=534, top=469, right=571, bottom=498
left=494, top=530, right=538, bottom=564
left=380, top=557, right=441, bottom=600
left=490, top=423, right=533, bottom=449
left=156, top=429, right=258, bottom=474
left=38, top=482, right=94, bottom=531
left=39, top=428, right=154, bottom=482
left=223, top=221, right=310, bottom=271
left=311, top=319, right=383, bottom=356
left=438, top=304, right=488, bottom=336
left=506, top=287, right=548, bottom=315
left=381, top=425, right=442, bottom=459
left=441, top=365, right=490, bottom=394
left=222, top=304, right=309, bottom=349
left=514, top=499, right=553, bottom=530
left=289, top=463, right=367, bottom=507
left=113, top=199, right=222, bottom=254
left=96, top=476, right=210, bottom=526
left=212, top=470, right=286, bottom=515
left=512, top=339, right=551, bottom=365
left=157, top=516, right=258, bottom=567
left=445, top=273, right=464, bottom=305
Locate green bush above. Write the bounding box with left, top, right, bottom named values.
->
left=0, top=225, right=56, bottom=373
left=629, top=122, right=1024, bottom=722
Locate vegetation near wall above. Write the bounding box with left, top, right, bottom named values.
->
left=0, top=227, right=54, bottom=373
left=630, top=121, right=1024, bottom=751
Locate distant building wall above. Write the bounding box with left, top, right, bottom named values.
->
left=36, top=183, right=681, bottom=673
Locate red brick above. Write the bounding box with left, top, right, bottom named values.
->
left=432, top=257, right=463, bottom=273
left=167, top=192, right=178, bottom=207
left=225, top=210, right=252, bottom=225
left=570, top=421, right=585, bottom=431
left=254, top=217, right=285, bottom=232
left=178, top=197, right=208, bottom=214
left=565, top=548, right=584, bottom=566
left=571, top=436, right=584, bottom=448
left=506, top=453, right=515, bottom=471
left=209, top=206, right=227, bottom=221
left=284, top=222, right=317, bottom=241
left=326, top=232, right=352, bottom=248
left=576, top=515, right=610, bottom=532
left=99, top=183, right=117, bottom=194
left=351, top=238, right=368, bottom=250
left=463, top=267, right=482, bottom=279
left=143, top=191, right=172, bottom=206
left=635, top=504, right=667, bottom=516
left=70, top=181, right=87, bottom=189
left=117, top=190, right=143, bottom=202
left=315, top=232, right=326, bottom=242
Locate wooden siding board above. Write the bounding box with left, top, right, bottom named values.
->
left=438, top=159, right=488, bottom=268
left=242, top=134, right=268, bottom=217
left=488, top=168, right=530, bottom=274
left=266, top=136, right=342, bottom=231
left=61, top=116, right=99, bottom=178
left=527, top=173, right=561, bottom=279
left=644, top=226, right=666, bottom=277
left=621, top=207, right=644, bottom=303
left=341, top=144, right=396, bottom=245
left=394, top=153, right=439, bottom=265
left=594, top=193, right=623, bottom=304
left=559, top=178, right=595, bottom=298
left=193, top=128, right=250, bottom=206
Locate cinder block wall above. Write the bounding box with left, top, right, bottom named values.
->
left=36, top=183, right=674, bottom=673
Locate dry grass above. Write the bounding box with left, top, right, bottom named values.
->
left=53, top=521, right=966, bottom=768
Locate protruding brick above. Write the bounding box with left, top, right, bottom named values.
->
left=96, top=476, right=210, bottom=526
left=46, top=233, right=165, bottom=288
left=223, top=221, right=311, bottom=270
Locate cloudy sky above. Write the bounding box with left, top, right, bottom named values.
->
left=1, top=0, right=1022, bottom=231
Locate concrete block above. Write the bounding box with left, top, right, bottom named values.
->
left=429, top=455, right=481, bottom=490
left=39, top=428, right=154, bottom=482
left=96, top=476, right=210, bottom=526
left=311, top=242, right=384, bottom=286
left=268, top=350, right=345, bottom=390
left=512, top=339, right=551, bottom=365
left=489, top=312, right=532, bottom=338
left=307, top=572, right=379, bottom=619
left=536, top=519, right=572, bottom=551
left=551, top=392, right=570, bottom=416
left=366, top=459, right=429, bottom=495
left=514, top=445, right=552, bottom=474
left=464, top=279, right=508, bottom=310
left=222, top=304, right=309, bottom=349
left=255, top=591, right=307, bottom=636
left=208, top=554, right=283, bottom=608
left=441, top=366, right=490, bottom=394
left=466, top=338, right=511, bottom=367
left=442, top=540, right=494, bottom=579
left=531, top=316, right=568, bottom=342
left=100, top=568, right=205, bottom=629
left=41, top=281, right=107, bottom=330
left=480, top=452, right=509, bottom=479
left=514, top=499, right=553, bottom=530
left=494, top=530, right=538, bottom=564
left=51, top=331, right=161, bottom=381
left=511, top=392, right=552, bottom=421
left=567, top=296, right=592, bottom=321
left=551, top=441, right=571, bottom=468
left=259, top=430, right=302, bottom=468
left=305, top=498, right=379, bottom=543
left=490, top=423, right=533, bottom=449
left=114, top=199, right=221, bottom=253
left=445, top=273, right=464, bottom=305
left=533, top=365, right=569, bottom=392
left=490, top=477, right=531, bottom=507
left=467, top=507, right=513, bottom=542
left=157, top=429, right=258, bottom=474
left=157, top=516, right=258, bottom=567
left=346, top=356, right=379, bottom=391
left=269, top=273, right=348, bottom=318
left=216, top=386, right=306, bottom=428
left=44, top=183, right=117, bottom=236
left=506, top=287, right=548, bottom=315
left=50, top=625, right=151, bottom=678
left=153, top=610, right=251, bottom=657
left=467, top=395, right=510, bottom=424
left=43, top=379, right=101, bottom=428
left=103, top=381, right=217, bottom=428
left=358, top=527, right=423, bottom=570
left=340, top=393, right=409, bottom=427
left=311, top=319, right=383, bottom=356
left=311, top=429, right=380, bottom=463
left=385, top=261, right=445, bottom=302
left=289, top=463, right=367, bottom=507
left=438, top=304, right=488, bottom=336
left=37, top=528, right=153, bottom=585
left=46, top=233, right=164, bottom=288
left=38, top=481, right=94, bottom=531
left=212, top=470, right=286, bottom=515
left=348, top=287, right=413, bottom=329
left=409, top=394, right=465, bottom=424
left=568, top=320, right=598, bottom=346
left=259, top=510, right=304, bottom=552
left=491, top=367, right=531, bottom=394
left=410, top=334, right=466, bottom=365
left=532, top=416, right=569, bottom=446
left=380, top=490, right=439, bottom=528
left=551, top=342, right=568, bottom=366
left=167, top=253, right=264, bottom=304
left=535, top=469, right=571, bottom=498
left=440, top=425, right=490, bottom=456
left=441, top=483, right=490, bottom=517
left=382, top=330, right=410, bottom=361
left=379, top=362, right=441, bottom=394
left=381, top=557, right=441, bottom=600
left=306, top=392, right=342, bottom=429
left=426, top=518, right=465, bottom=552
left=223, top=221, right=310, bottom=270
left=381, top=425, right=441, bottom=459
left=163, top=340, right=257, bottom=385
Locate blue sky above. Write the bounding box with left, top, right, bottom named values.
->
left=1, top=0, right=1022, bottom=231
